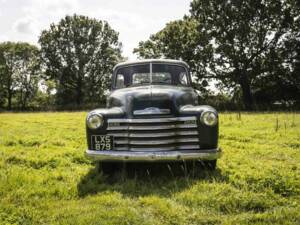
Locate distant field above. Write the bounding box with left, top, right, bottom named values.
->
left=0, top=112, right=299, bottom=225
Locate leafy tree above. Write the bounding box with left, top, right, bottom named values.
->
left=133, top=18, right=213, bottom=89
left=39, top=14, right=122, bottom=107
left=190, top=0, right=300, bottom=109
left=0, top=57, right=5, bottom=108
left=0, top=42, right=40, bottom=110
left=135, top=0, right=300, bottom=110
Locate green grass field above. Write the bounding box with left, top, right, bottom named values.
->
left=0, top=112, right=299, bottom=225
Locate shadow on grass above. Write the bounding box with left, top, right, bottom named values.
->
left=77, top=161, right=228, bottom=198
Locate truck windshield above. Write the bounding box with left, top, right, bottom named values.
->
left=114, top=63, right=189, bottom=89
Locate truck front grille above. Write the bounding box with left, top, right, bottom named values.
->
left=107, top=117, right=199, bottom=151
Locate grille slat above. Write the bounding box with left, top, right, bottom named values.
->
left=107, top=130, right=198, bottom=138
left=108, top=117, right=196, bottom=123
left=107, top=116, right=199, bottom=151
left=115, top=138, right=199, bottom=145
left=107, top=123, right=197, bottom=131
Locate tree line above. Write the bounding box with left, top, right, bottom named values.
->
left=134, top=0, right=300, bottom=110
left=0, top=0, right=299, bottom=111
left=0, top=15, right=122, bottom=111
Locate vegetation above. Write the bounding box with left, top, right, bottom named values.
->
left=0, top=42, right=40, bottom=110
left=134, top=0, right=300, bottom=110
left=1, top=1, right=299, bottom=111
left=0, top=14, right=122, bottom=111
left=0, top=112, right=299, bottom=224
left=39, top=14, right=122, bottom=107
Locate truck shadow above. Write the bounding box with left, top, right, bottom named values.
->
left=77, top=162, right=228, bottom=198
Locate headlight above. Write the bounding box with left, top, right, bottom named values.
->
left=200, top=111, right=217, bottom=126
left=87, top=113, right=104, bottom=129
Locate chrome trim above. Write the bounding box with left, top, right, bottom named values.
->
left=107, top=123, right=197, bottom=131
left=133, top=107, right=170, bottom=115
left=108, top=116, right=196, bottom=123
left=107, top=130, right=198, bottom=138
left=114, top=145, right=200, bottom=151
left=114, top=138, right=199, bottom=145
left=85, top=148, right=221, bottom=162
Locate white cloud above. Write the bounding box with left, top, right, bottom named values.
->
left=0, top=34, right=7, bottom=41
left=13, top=17, right=36, bottom=34
left=0, top=0, right=190, bottom=59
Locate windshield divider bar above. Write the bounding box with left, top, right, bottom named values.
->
left=150, top=62, right=152, bottom=84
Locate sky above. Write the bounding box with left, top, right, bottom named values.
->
left=0, top=0, right=191, bottom=59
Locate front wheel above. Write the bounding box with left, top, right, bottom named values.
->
left=202, top=160, right=217, bottom=170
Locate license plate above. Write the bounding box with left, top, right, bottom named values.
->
left=91, top=135, right=113, bottom=151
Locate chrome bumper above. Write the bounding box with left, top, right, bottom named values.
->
left=85, top=148, right=221, bottom=162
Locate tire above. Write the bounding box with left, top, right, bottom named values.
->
left=202, top=160, right=217, bottom=170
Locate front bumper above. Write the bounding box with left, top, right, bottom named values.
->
left=85, top=148, right=221, bottom=162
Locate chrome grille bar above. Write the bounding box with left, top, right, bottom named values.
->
left=107, top=123, right=197, bottom=131
left=108, top=116, right=197, bottom=123
left=115, top=138, right=199, bottom=145
left=114, top=145, right=200, bottom=151
left=107, top=116, right=199, bottom=151
left=107, top=130, right=198, bottom=138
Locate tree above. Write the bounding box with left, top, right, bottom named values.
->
left=190, top=0, right=299, bottom=109
left=39, top=14, right=122, bottom=107
left=135, top=0, right=300, bottom=110
left=0, top=42, right=40, bottom=110
left=133, top=18, right=213, bottom=87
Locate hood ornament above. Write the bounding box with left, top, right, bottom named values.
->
left=134, top=107, right=170, bottom=115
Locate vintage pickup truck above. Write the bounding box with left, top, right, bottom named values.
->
left=85, top=59, right=221, bottom=173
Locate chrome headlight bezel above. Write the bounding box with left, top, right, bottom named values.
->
left=200, top=111, right=218, bottom=126
left=86, top=113, right=104, bottom=129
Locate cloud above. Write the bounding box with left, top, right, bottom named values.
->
left=1, top=0, right=190, bottom=59
left=87, top=8, right=168, bottom=59
left=13, top=17, right=36, bottom=34
left=0, top=34, right=8, bottom=42
left=45, top=0, right=76, bottom=12
left=10, top=0, right=80, bottom=41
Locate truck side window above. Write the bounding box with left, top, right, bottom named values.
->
left=116, top=74, right=125, bottom=89
left=179, top=72, right=188, bottom=85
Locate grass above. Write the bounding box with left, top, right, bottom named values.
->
left=0, top=112, right=299, bottom=225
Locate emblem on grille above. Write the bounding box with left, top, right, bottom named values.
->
left=133, top=107, right=170, bottom=115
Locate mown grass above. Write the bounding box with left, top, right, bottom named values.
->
left=0, top=112, right=299, bottom=225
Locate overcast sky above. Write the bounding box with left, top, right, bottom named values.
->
left=0, top=0, right=191, bottom=59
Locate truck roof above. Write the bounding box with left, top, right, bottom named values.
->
left=113, top=59, right=189, bottom=71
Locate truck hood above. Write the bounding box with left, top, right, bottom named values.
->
left=107, top=85, right=198, bottom=117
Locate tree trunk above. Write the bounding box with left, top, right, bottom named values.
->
left=7, top=90, right=12, bottom=110
left=21, top=92, right=28, bottom=110
left=239, top=73, right=254, bottom=110
left=20, top=88, right=23, bottom=110
left=76, top=78, right=83, bottom=106
left=6, top=74, right=12, bottom=110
